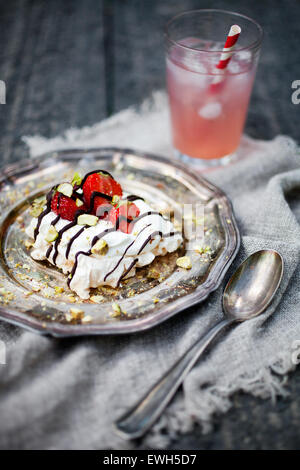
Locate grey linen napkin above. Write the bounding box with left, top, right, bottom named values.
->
left=0, top=94, right=299, bottom=449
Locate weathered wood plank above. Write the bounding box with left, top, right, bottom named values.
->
left=112, top=0, right=300, bottom=143
left=0, top=0, right=107, bottom=163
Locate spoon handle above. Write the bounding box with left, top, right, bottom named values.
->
left=114, top=317, right=233, bottom=440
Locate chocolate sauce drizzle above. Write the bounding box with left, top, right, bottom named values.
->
left=80, top=169, right=114, bottom=187
left=123, top=195, right=144, bottom=202
left=103, top=224, right=150, bottom=282
left=68, top=224, right=179, bottom=289
left=33, top=189, right=55, bottom=240
left=89, top=191, right=112, bottom=212
left=137, top=230, right=176, bottom=254
left=45, top=213, right=61, bottom=258
left=51, top=215, right=61, bottom=226
left=34, top=170, right=117, bottom=241
left=67, top=212, right=170, bottom=287
left=117, top=259, right=138, bottom=287
left=45, top=245, right=53, bottom=259
left=32, top=171, right=179, bottom=292
left=66, top=227, right=85, bottom=259
left=52, top=221, right=77, bottom=265
left=67, top=227, right=116, bottom=288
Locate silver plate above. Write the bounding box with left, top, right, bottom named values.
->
left=0, top=148, right=240, bottom=336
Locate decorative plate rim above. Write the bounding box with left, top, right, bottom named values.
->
left=0, top=147, right=240, bottom=336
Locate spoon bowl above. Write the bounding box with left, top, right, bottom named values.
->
left=223, top=250, right=283, bottom=321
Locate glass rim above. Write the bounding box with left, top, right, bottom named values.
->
left=165, top=9, right=263, bottom=54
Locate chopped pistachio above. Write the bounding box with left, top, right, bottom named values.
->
left=72, top=172, right=82, bottom=186
left=81, top=315, right=93, bottom=324
left=91, top=239, right=108, bottom=255
left=32, top=286, right=41, bottom=292
left=194, top=245, right=211, bottom=255
left=77, top=214, right=98, bottom=226
left=24, top=240, right=33, bottom=249
left=90, top=295, right=105, bottom=303
left=176, top=256, right=192, bottom=270
left=68, top=295, right=76, bottom=303
left=69, top=307, right=84, bottom=320
left=76, top=198, right=84, bottom=207
left=45, top=226, right=58, bottom=242
left=111, top=302, right=122, bottom=317
left=159, top=207, right=174, bottom=218
left=29, top=195, right=47, bottom=217
left=43, top=291, right=54, bottom=299
left=153, top=298, right=159, bottom=304
left=112, top=195, right=120, bottom=205
left=0, top=288, right=15, bottom=303
left=29, top=204, right=43, bottom=217
left=147, top=268, right=160, bottom=280
left=17, top=273, right=31, bottom=281
left=35, top=195, right=47, bottom=205
left=57, top=182, right=73, bottom=197
left=24, top=291, right=33, bottom=297
left=54, top=286, right=64, bottom=294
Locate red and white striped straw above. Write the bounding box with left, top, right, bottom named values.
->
left=211, top=24, right=241, bottom=89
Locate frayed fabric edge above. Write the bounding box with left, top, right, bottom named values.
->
left=22, top=91, right=168, bottom=158
left=142, top=352, right=295, bottom=449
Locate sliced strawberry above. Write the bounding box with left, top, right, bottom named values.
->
left=126, top=202, right=140, bottom=219
left=51, top=192, right=86, bottom=221
left=82, top=172, right=122, bottom=214
left=108, top=201, right=140, bottom=233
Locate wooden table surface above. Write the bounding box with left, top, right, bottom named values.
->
left=0, top=0, right=300, bottom=449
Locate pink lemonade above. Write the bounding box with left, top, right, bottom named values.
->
left=166, top=40, right=256, bottom=160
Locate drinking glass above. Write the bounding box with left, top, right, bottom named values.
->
left=165, top=9, right=263, bottom=166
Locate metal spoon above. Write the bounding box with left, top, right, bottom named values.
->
left=114, top=249, right=283, bottom=440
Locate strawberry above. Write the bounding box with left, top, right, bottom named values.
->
left=82, top=172, right=122, bottom=214
left=108, top=201, right=140, bottom=233
left=51, top=192, right=86, bottom=221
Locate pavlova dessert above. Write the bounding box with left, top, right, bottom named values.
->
left=26, top=170, right=183, bottom=299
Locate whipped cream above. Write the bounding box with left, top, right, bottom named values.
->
left=26, top=198, right=183, bottom=299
